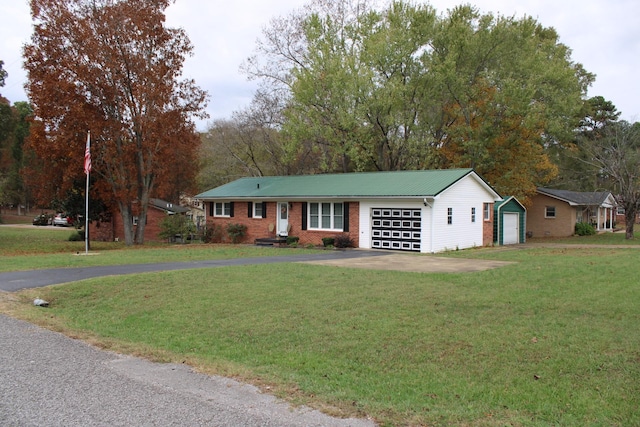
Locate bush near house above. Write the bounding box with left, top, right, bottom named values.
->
left=158, top=215, right=195, bottom=243
left=575, top=222, right=596, bottom=236
left=225, top=223, right=247, bottom=243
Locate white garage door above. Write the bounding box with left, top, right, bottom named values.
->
left=371, top=208, right=421, bottom=252
left=503, top=213, right=519, bottom=245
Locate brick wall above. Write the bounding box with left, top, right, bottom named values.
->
left=205, top=201, right=360, bottom=247
left=89, top=206, right=174, bottom=242
left=483, top=202, right=494, bottom=246
left=526, top=194, right=575, bottom=237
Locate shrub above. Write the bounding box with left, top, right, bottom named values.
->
left=322, top=237, right=335, bottom=247
left=159, top=214, right=195, bottom=243
left=226, top=223, right=248, bottom=243
left=334, top=234, right=355, bottom=248
left=286, top=236, right=299, bottom=246
left=575, top=222, right=596, bottom=236
left=202, top=224, right=223, bottom=243
left=68, top=230, right=84, bottom=241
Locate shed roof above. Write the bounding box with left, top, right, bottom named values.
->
left=196, top=169, right=499, bottom=200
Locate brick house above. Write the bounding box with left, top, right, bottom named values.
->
left=195, top=169, right=502, bottom=253
left=89, top=198, right=189, bottom=242
left=526, top=188, right=617, bottom=238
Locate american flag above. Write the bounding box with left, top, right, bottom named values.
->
left=84, top=132, right=91, bottom=175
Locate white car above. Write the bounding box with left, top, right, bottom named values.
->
left=53, top=214, right=73, bottom=226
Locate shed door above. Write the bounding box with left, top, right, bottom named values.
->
left=371, top=208, right=421, bottom=252
left=503, top=213, right=519, bottom=245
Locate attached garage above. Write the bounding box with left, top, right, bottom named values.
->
left=494, top=196, right=526, bottom=245
left=371, top=208, right=422, bottom=251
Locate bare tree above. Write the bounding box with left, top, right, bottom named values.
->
left=582, top=121, right=640, bottom=239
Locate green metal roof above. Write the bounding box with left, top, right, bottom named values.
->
left=196, top=169, right=492, bottom=200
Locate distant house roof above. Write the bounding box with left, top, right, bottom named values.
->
left=149, top=198, right=190, bottom=214
left=537, top=188, right=616, bottom=207
left=196, top=169, right=501, bottom=200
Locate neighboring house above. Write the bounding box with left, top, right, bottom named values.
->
left=526, top=188, right=617, bottom=238
left=195, top=169, right=502, bottom=253
left=180, top=193, right=206, bottom=231
left=494, top=196, right=527, bottom=245
left=90, top=198, right=189, bottom=242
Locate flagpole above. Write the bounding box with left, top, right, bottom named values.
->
left=84, top=131, right=91, bottom=254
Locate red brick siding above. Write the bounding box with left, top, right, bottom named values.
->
left=89, top=206, right=173, bottom=242
left=205, top=201, right=360, bottom=247
left=483, top=202, right=494, bottom=246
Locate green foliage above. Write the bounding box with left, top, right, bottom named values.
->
left=225, top=223, right=247, bottom=243
left=286, top=236, right=299, bottom=246
left=68, top=230, right=85, bottom=241
left=158, top=214, right=195, bottom=243
left=321, top=237, right=335, bottom=247
left=575, top=222, right=596, bottom=236
left=249, top=1, right=592, bottom=200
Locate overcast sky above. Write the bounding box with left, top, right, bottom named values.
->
left=1, top=0, right=638, bottom=131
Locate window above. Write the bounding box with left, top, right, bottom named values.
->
left=483, top=203, right=491, bottom=221
left=215, top=202, right=231, bottom=217
left=253, top=202, right=263, bottom=218
left=308, top=202, right=343, bottom=230
left=617, top=207, right=625, bottom=215
left=447, top=207, right=453, bottom=225
left=471, top=207, right=476, bottom=223
left=545, top=206, right=556, bottom=218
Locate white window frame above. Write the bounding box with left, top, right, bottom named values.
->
left=447, top=207, right=453, bottom=225
left=214, top=202, right=231, bottom=217
left=252, top=202, right=264, bottom=218
left=308, top=202, right=344, bottom=230
left=471, top=207, right=476, bottom=223
left=545, top=206, right=556, bottom=218
left=483, top=203, right=491, bottom=221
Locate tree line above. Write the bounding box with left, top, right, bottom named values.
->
left=1, top=0, right=639, bottom=243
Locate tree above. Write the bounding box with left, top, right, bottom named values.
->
left=244, top=0, right=593, bottom=202
left=549, top=96, right=621, bottom=191
left=581, top=121, right=640, bottom=239
left=23, top=0, right=207, bottom=245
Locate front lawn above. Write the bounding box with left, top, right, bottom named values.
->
left=4, top=245, right=639, bottom=426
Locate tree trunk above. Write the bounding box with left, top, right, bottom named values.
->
left=624, top=204, right=636, bottom=240
left=119, top=201, right=135, bottom=246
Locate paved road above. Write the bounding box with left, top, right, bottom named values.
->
left=0, top=314, right=375, bottom=427
left=0, top=251, right=387, bottom=426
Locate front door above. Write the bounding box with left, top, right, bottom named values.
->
left=278, top=202, right=289, bottom=236
left=503, top=213, right=519, bottom=245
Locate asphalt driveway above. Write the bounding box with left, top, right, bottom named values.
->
left=0, top=250, right=512, bottom=292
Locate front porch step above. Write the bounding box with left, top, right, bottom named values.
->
left=254, top=237, right=287, bottom=246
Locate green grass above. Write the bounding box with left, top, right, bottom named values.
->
left=0, top=226, right=319, bottom=272
left=4, top=240, right=639, bottom=426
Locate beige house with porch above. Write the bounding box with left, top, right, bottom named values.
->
left=526, top=188, right=617, bottom=238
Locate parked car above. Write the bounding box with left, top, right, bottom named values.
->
left=53, top=213, right=73, bottom=227
left=32, top=213, right=53, bottom=226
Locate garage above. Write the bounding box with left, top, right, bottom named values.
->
left=494, top=197, right=526, bottom=245
left=371, top=208, right=422, bottom=252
